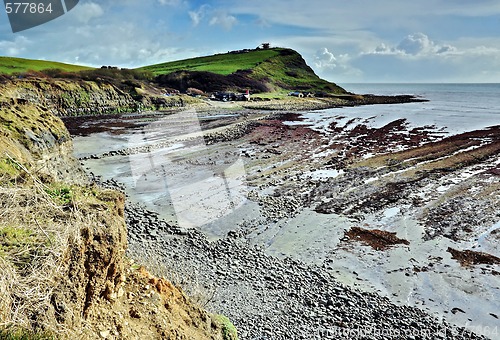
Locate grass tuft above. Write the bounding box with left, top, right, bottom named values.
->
left=0, top=327, right=54, bottom=340
left=215, top=315, right=238, bottom=340
left=44, top=187, right=72, bottom=205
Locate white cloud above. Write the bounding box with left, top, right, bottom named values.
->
left=452, top=37, right=500, bottom=56
left=158, top=0, right=182, bottom=5
left=188, top=11, right=202, bottom=26
left=309, top=47, right=362, bottom=82
left=367, top=33, right=457, bottom=58
left=73, top=2, right=104, bottom=24
left=10, top=16, right=184, bottom=68
left=436, top=45, right=456, bottom=54
left=351, top=32, right=500, bottom=82
left=373, top=43, right=392, bottom=54
left=0, top=36, right=30, bottom=56
left=397, top=33, right=434, bottom=55
left=188, top=6, right=237, bottom=30
left=225, top=0, right=500, bottom=32
left=189, top=5, right=210, bottom=27
left=209, top=12, right=237, bottom=30
left=255, top=17, right=271, bottom=28
left=314, top=48, right=336, bottom=69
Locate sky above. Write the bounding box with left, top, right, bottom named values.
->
left=1, top=0, right=500, bottom=83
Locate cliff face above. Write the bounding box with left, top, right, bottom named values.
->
left=248, top=48, right=346, bottom=93
left=0, top=78, right=233, bottom=338
left=1, top=77, right=194, bottom=118
left=0, top=87, right=83, bottom=182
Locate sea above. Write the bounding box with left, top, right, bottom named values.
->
left=335, top=83, right=500, bottom=134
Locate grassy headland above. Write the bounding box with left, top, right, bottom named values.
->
left=0, top=56, right=92, bottom=75
left=0, top=48, right=345, bottom=95
left=144, top=48, right=346, bottom=94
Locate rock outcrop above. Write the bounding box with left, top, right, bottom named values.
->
left=0, top=76, right=198, bottom=118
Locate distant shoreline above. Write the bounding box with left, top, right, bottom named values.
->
left=62, top=93, right=428, bottom=122
left=240, top=93, right=427, bottom=111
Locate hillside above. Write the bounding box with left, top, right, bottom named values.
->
left=0, top=56, right=92, bottom=74
left=141, top=48, right=281, bottom=76
left=0, top=48, right=346, bottom=95
left=0, top=49, right=422, bottom=116
left=141, top=48, right=347, bottom=94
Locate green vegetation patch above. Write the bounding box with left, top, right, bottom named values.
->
left=44, top=183, right=116, bottom=208
left=44, top=186, right=72, bottom=205
left=0, top=226, right=35, bottom=249
left=0, top=57, right=92, bottom=75
left=215, top=315, right=238, bottom=340
left=0, top=102, right=70, bottom=157
left=140, top=49, right=280, bottom=76
left=0, top=225, right=49, bottom=264
left=0, top=158, right=22, bottom=178
left=0, top=327, right=55, bottom=340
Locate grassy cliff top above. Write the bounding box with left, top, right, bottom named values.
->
left=0, top=56, right=93, bottom=75
left=0, top=48, right=346, bottom=94
left=140, top=48, right=282, bottom=76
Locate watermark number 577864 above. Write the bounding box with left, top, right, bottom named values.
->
left=5, top=2, right=54, bottom=14
left=3, top=0, right=79, bottom=33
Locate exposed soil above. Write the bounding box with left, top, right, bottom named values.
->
left=447, top=248, right=500, bottom=267
left=83, top=261, right=230, bottom=340
left=343, top=227, right=410, bottom=251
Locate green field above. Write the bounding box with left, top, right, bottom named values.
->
left=0, top=56, right=92, bottom=75
left=140, top=49, right=281, bottom=76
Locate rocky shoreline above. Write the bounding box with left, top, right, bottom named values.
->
left=121, top=200, right=485, bottom=340
left=77, top=103, right=499, bottom=339
left=241, top=94, right=427, bottom=112
left=87, top=173, right=487, bottom=339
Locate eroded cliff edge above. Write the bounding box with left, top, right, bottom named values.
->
left=0, top=76, right=236, bottom=338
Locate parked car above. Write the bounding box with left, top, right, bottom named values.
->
left=288, top=91, right=304, bottom=98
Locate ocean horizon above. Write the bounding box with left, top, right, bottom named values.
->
left=319, top=83, right=500, bottom=135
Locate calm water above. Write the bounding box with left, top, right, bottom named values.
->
left=334, top=83, right=500, bottom=133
